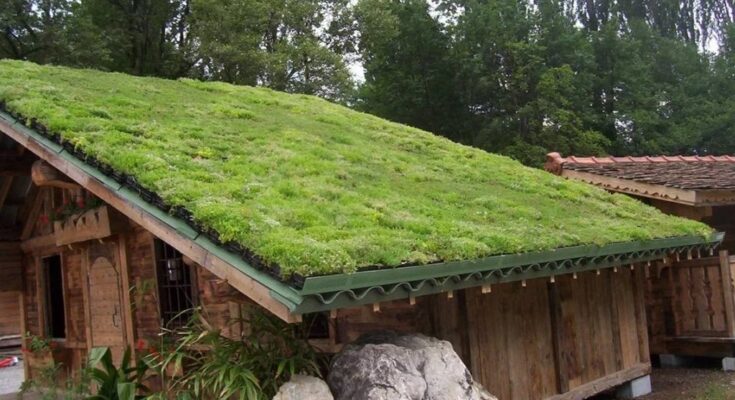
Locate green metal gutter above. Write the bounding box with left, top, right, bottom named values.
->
left=0, top=110, right=725, bottom=316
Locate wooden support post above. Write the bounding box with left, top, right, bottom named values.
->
left=80, top=247, right=93, bottom=351
left=118, top=234, right=136, bottom=358
left=0, top=178, right=13, bottom=209
left=719, top=250, right=735, bottom=337
left=18, top=292, right=29, bottom=380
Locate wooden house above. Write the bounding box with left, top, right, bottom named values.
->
left=546, top=152, right=735, bottom=368
left=0, top=60, right=723, bottom=400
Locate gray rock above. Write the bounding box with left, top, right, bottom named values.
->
left=327, top=332, right=498, bottom=400
left=273, top=374, right=334, bottom=400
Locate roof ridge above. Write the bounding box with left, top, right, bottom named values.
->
left=547, top=153, right=735, bottom=166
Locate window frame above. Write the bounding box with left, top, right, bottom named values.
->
left=152, top=238, right=199, bottom=328
left=40, top=253, right=67, bottom=340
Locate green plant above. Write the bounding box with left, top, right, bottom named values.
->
left=18, top=363, right=63, bottom=400
left=85, top=347, right=149, bottom=400
left=23, top=332, right=52, bottom=354
left=144, top=308, right=322, bottom=400
left=0, top=60, right=712, bottom=278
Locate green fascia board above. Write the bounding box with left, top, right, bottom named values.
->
left=297, top=233, right=722, bottom=295
left=2, top=109, right=724, bottom=315
left=291, top=232, right=723, bottom=314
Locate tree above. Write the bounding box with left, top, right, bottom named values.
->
left=0, top=0, right=72, bottom=62
left=355, top=0, right=469, bottom=141
left=190, top=0, right=354, bottom=100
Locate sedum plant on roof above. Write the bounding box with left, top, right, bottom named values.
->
left=0, top=60, right=712, bottom=277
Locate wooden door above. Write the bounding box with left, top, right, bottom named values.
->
left=86, top=242, right=127, bottom=363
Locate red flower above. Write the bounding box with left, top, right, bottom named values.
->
left=75, top=197, right=85, bottom=208
left=21, top=347, right=28, bottom=354
left=135, top=338, right=147, bottom=351
left=38, top=214, right=49, bottom=225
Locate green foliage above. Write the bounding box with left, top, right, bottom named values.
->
left=190, top=0, right=354, bottom=101
left=0, top=60, right=712, bottom=276
left=144, top=308, right=321, bottom=400
left=18, top=357, right=91, bottom=400
left=24, top=332, right=52, bottom=353
left=85, top=347, right=150, bottom=400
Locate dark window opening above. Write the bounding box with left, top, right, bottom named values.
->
left=155, top=239, right=197, bottom=327
left=304, top=312, right=331, bottom=339
left=43, top=255, right=66, bottom=339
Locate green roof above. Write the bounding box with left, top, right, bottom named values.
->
left=0, top=60, right=712, bottom=278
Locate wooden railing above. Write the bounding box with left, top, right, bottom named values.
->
left=667, top=250, right=735, bottom=338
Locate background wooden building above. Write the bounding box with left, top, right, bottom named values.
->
left=546, top=153, right=735, bottom=367
left=0, top=61, right=722, bottom=400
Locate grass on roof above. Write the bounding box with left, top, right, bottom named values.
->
left=0, top=60, right=712, bottom=277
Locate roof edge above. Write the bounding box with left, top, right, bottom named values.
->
left=0, top=109, right=305, bottom=321
left=0, top=109, right=723, bottom=317
left=292, top=232, right=722, bottom=313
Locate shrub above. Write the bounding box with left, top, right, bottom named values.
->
left=144, top=308, right=322, bottom=400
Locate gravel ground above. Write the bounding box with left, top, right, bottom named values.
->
left=0, top=360, right=23, bottom=396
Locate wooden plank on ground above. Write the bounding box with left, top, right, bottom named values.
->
left=545, top=363, right=650, bottom=400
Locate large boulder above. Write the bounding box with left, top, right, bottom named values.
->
left=327, top=332, right=497, bottom=400
left=273, top=374, right=334, bottom=400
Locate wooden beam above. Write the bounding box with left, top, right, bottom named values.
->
left=20, top=234, right=55, bottom=253
left=17, top=185, right=38, bottom=228
left=720, top=250, right=735, bottom=337
left=561, top=169, right=698, bottom=205
left=20, top=187, right=46, bottom=240
left=546, top=363, right=650, bottom=400
left=0, top=177, right=13, bottom=209
left=18, top=292, right=29, bottom=380
left=117, top=234, right=136, bottom=357
left=0, top=119, right=300, bottom=323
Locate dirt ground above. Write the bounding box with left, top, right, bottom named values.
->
left=640, top=368, right=735, bottom=400
left=590, top=363, right=735, bottom=400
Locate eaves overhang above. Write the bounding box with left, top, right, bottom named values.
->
left=0, top=110, right=724, bottom=319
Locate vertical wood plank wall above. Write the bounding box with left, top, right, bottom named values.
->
left=0, top=242, right=22, bottom=336
left=335, top=268, right=650, bottom=400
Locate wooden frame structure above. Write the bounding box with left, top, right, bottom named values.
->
left=546, top=152, right=735, bottom=361
left=0, top=117, right=722, bottom=399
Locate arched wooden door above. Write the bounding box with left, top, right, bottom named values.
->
left=85, top=242, right=127, bottom=363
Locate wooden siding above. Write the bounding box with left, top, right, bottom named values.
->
left=334, top=268, right=650, bottom=400
left=0, top=242, right=22, bottom=336
left=14, top=187, right=652, bottom=400
left=0, top=291, right=20, bottom=337
left=647, top=251, right=735, bottom=356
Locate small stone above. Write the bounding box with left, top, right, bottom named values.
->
left=273, top=374, right=333, bottom=400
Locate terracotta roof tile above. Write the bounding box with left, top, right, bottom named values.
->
left=545, top=153, right=735, bottom=190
